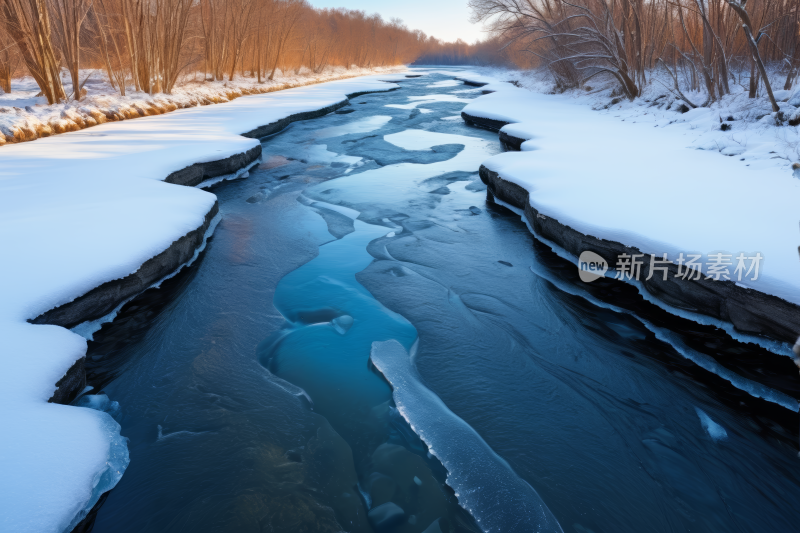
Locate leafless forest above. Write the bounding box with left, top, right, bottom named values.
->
left=0, top=0, right=450, bottom=102
left=3, top=0, right=797, bottom=110
left=466, top=0, right=800, bottom=110
left=414, top=36, right=513, bottom=65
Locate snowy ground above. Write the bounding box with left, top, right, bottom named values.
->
left=438, top=66, right=800, bottom=335
left=0, top=66, right=404, bottom=145
left=0, top=72, right=404, bottom=533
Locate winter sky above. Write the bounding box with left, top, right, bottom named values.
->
left=307, top=0, right=485, bottom=43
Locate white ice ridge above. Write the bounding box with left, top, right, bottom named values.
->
left=371, top=340, right=564, bottom=533
left=457, top=72, right=800, bottom=309
left=426, top=79, right=462, bottom=88
left=695, top=408, right=729, bottom=442
left=314, top=115, right=392, bottom=139
left=385, top=94, right=472, bottom=110
left=0, top=73, right=403, bottom=533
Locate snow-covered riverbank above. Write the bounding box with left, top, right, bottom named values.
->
left=447, top=67, right=800, bottom=350
left=0, top=73, right=404, bottom=533
left=0, top=66, right=404, bottom=146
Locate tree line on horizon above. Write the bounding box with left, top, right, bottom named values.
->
left=4, top=0, right=782, bottom=113
left=0, top=0, right=487, bottom=103
left=412, top=36, right=513, bottom=65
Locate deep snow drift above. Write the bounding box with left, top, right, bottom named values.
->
left=451, top=68, right=800, bottom=339
left=0, top=73, right=402, bottom=533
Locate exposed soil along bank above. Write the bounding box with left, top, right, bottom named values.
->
left=497, top=130, right=524, bottom=151
left=459, top=111, right=506, bottom=132
left=36, top=203, right=219, bottom=407
left=464, top=109, right=800, bottom=350
left=455, top=78, right=487, bottom=87
left=167, top=149, right=262, bottom=187
left=33, top=204, right=220, bottom=331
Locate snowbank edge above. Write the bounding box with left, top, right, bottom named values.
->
left=455, top=78, right=489, bottom=88
left=477, top=158, right=800, bottom=345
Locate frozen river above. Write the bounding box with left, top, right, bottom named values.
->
left=82, top=71, right=800, bottom=533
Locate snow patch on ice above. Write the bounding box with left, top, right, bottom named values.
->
left=306, top=144, right=362, bottom=166
left=384, top=129, right=465, bottom=152
left=314, top=115, right=392, bottom=139
left=426, top=79, right=461, bottom=88
left=385, top=94, right=471, bottom=110
left=314, top=128, right=496, bottom=213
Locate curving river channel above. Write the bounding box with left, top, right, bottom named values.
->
left=80, top=70, right=800, bottom=533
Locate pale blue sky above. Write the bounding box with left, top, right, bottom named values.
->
left=307, top=0, right=486, bottom=43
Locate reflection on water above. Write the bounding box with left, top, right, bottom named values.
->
left=83, top=70, right=800, bottom=533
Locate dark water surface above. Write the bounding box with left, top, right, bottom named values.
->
left=84, top=70, right=800, bottom=533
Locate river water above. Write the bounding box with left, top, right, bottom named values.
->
left=83, top=70, right=800, bottom=533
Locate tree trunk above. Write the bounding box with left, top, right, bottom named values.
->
left=742, top=25, right=779, bottom=113
left=0, top=0, right=66, bottom=103
left=748, top=61, right=758, bottom=98
left=784, top=45, right=800, bottom=90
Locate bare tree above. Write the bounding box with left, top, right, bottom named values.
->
left=726, top=0, right=780, bottom=112
left=0, top=0, right=452, bottom=106
left=50, top=0, right=93, bottom=100
left=0, top=0, right=66, bottom=103
left=94, top=0, right=130, bottom=95
left=470, top=0, right=654, bottom=97
left=225, top=0, right=254, bottom=81
left=0, top=17, right=21, bottom=92
left=267, top=0, right=304, bottom=80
